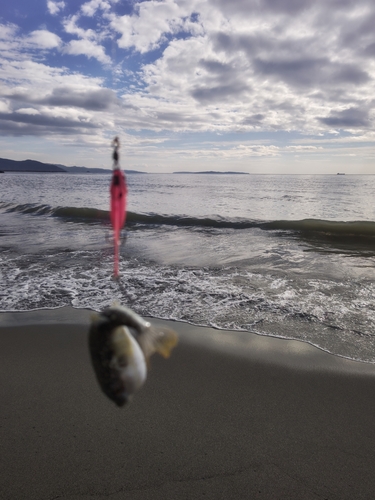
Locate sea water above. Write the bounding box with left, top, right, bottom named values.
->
left=1, top=172, right=375, bottom=362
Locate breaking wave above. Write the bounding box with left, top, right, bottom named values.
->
left=2, top=201, right=375, bottom=242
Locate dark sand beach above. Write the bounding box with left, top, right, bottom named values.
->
left=1, top=308, right=375, bottom=500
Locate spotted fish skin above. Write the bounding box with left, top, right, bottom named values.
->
left=88, top=305, right=178, bottom=406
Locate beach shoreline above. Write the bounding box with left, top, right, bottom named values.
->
left=1, top=308, right=375, bottom=499
left=1, top=306, right=375, bottom=373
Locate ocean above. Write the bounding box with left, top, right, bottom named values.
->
left=1, top=171, right=375, bottom=363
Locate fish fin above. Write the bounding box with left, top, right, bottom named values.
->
left=138, top=327, right=178, bottom=360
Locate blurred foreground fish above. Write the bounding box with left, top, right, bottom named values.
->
left=88, top=304, right=178, bottom=406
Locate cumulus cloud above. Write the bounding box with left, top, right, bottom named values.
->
left=0, top=99, right=11, bottom=113
left=47, top=1, right=65, bottom=16
left=1, top=0, right=375, bottom=170
left=319, top=107, right=370, bottom=129
left=27, top=30, right=62, bottom=49
left=63, top=39, right=111, bottom=64
left=15, top=108, right=41, bottom=115
left=0, top=23, right=115, bottom=140
left=212, top=0, right=314, bottom=16
left=252, top=58, right=370, bottom=88
left=42, top=87, right=119, bottom=111
left=60, top=12, right=112, bottom=64
left=192, top=82, right=249, bottom=104
left=65, top=0, right=366, bottom=145
left=0, top=110, right=99, bottom=137
left=110, top=0, right=203, bottom=53
left=0, top=22, right=18, bottom=40
left=81, top=0, right=111, bottom=17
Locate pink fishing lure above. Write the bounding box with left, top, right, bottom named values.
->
left=110, top=138, right=127, bottom=278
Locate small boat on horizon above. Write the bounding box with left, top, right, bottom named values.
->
left=337, top=172, right=345, bottom=175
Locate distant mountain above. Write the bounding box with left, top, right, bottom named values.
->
left=57, top=164, right=146, bottom=174
left=173, top=170, right=249, bottom=175
left=0, top=158, right=65, bottom=172
left=0, top=158, right=146, bottom=174
left=55, top=164, right=111, bottom=174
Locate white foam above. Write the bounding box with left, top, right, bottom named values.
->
left=1, top=250, right=375, bottom=362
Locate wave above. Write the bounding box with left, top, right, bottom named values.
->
left=128, top=213, right=375, bottom=240
left=264, top=219, right=375, bottom=239
left=2, top=202, right=375, bottom=242
left=1, top=202, right=109, bottom=222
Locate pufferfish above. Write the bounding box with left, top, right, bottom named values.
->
left=88, top=304, right=178, bottom=407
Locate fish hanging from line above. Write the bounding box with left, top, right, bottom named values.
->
left=88, top=304, right=178, bottom=406
left=110, top=137, right=127, bottom=278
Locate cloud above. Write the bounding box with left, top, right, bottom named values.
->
left=42, top=87, right=119, bottom=111
left=191, top=81, right=249, bottom=104
left=15, top=108, right=41, bottom=115
left=212, top=0, right=314, bottom=16
left=1, top=0, right=375, bottom=171
left=0, top=22, right=18, bottom=40
left=318, top=108, right=370, bottom=129
left=0, top=99, right=11, bottom=113
left=60, top=12, right=112, bottom=64
left=363, top=42, right=375, bottom=57
left=241, top=114, right=265, bottom=126
left=0, top=25, right=116, bottom=140
left=47, top=1, right=66, bottom=16
left=110, top=0, right=203, bottom=53
left=253, top=58, right=370, bottom=88
left=285, top=145, right=323, bottom=152
left=27, top=30, right=62, bottom=49
left=63, top=39, right=111, bottom=64
left=81, top=0, right=111, bottom=17
left=0, top=110, right=99, bottom=137
left=63, top=14, right=96, bottom=39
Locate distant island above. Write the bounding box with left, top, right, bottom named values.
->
left=0, top=158, right=66, bottom=173
left=0, top=157, right=146, bottom=174
left=0, top=158, right=251, bottom=175
left=173, top=170, right=249, bottom=175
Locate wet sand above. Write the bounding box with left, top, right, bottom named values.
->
left=1, top=308, right=375, bottom=499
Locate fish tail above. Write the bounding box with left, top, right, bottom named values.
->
left=138, top=327, right=178, bottom=360
left=153, top=327, right=178, bottom=358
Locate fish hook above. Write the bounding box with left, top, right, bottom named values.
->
left=112, top=136, right=120, bottom=169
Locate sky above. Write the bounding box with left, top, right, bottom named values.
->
left=1, top=0, right=375, bottom=173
